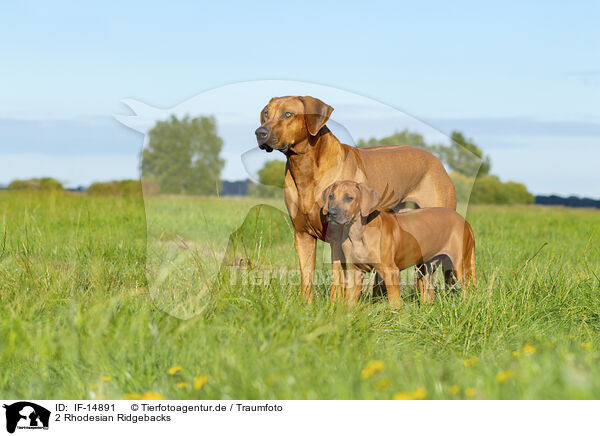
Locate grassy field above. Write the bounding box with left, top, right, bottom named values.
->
left=0, top=191, right=599, bottom=399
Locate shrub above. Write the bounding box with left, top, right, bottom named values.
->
left=247, top=183, right=283, bottom=198
left=141, top=178, right=160, bottom=196
left=87, top=180, right=143, bottom=197
left=248, top=160, right=285, bottom=198
left=8, top=177, right=64, bottom=191
left=450, top=172, right=534, bottom=205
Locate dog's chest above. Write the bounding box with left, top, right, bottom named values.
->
left=342, top=238, right=380, bottom=266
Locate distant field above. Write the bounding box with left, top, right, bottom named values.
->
left=0, top=191, right=599, bottom=399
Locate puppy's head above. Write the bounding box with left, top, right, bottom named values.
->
left=255, top=96, right=333, bottom=153
left=321, top=181, right=380, bottom=225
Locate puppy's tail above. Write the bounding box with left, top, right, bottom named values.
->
left=462, top=221, right=476, bottom=285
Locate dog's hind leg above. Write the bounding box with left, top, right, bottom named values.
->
left=371, top=271, right=388, bottom=301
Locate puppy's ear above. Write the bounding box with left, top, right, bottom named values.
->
left=358, top=184, right=380, bottom=217
left=321, top=183, right=335, bottom=215
left=301, top=96, right=333, bottom=136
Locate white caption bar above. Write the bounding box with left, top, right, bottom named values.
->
left=0, top=400, right=596, bottom=435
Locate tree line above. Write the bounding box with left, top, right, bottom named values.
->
left=5, top=115, right=535, bottom=205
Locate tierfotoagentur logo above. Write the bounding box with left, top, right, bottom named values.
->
left=2, top=402, right=50, bottom=433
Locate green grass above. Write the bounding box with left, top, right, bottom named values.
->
left=0, top=191, right=599, bottom=399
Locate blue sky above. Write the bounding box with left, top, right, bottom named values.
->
left=1, top=1, right=598, bottom=196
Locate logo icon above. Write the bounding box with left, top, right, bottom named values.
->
left=3, top=402, right=50, bottom=434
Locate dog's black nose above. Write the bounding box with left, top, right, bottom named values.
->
left=255, top=126, right=270, bottom=143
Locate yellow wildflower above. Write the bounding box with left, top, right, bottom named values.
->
left=103, top=376, right=112, bottom=382
left=496, top=370, right=515, bottom=383
left=140, top=391, right=164, bottom=400
left=412, top=387, right=427, bottom=400
left=465, top=388, right=476, bottom=398
left=392, top=387, right=427, bottom=400
left=361, top=360, right=386, bottom=379
left=123, top=392, right=141, bottom=400
left=512, top=351, right=521, bottom=358
left=463, top=357, right=478, bottom=367
left=167, top=365, right=182, bottom=375
left=89, top=384, right=98, bottom=390
left=523, top=344, right=536, bottom=354
left=375, top=378, right=391, bottom=391
left=581, top=342, right=591, bottom=350
left=193, top=375, right=210, bottom=391
left=177, top=382, right=188, bottom=389
left=43, top=372, right=48, bottom=377
left=449, top=385, right=460, bottom=395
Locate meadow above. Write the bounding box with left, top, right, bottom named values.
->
left=0, top=191, right=599, bottom=399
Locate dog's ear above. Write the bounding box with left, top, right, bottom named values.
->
left=321, top=183, right=335, bottom=215
left=358, top=183, right=380, bottom=217
left=301, top=96, right=333, bottom=136
left=260, top=105, right=268, bottom=124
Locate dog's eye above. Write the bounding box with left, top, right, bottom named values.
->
left=344, top=195, right=354, bottom=202
left=262, top=111, right=268, bottom=122
left=328, top=194, right=334, bottom=200
left=283, top=112, right=294, bottom=118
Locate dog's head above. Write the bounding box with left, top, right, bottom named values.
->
left=255, top=96, right=333, bottom=153
left=321, top=181, right=380, bottom=225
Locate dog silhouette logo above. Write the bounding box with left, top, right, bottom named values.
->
left=2, top=402, right=50, bottom=433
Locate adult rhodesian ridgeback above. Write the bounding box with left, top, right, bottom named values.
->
left=254, top=96, right=456, bottom=301
left=322, top=181, right=475, bottom=307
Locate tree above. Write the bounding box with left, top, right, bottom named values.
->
left=438, top=131, right=491, bottom=178
left=141, top=115, right=224, bottom=195
left=358, top=129, right=533, bottom=204
left=357, top=129, right=491, bottom=179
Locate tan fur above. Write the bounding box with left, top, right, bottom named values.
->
left=255, top=96, right=457, bottom=301
left=323, top=181, right=475, bottom=307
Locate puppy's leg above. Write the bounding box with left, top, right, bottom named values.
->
left=416, top=263, right=435, bottom=304
left=329, top=229, right=346, bottom=301
left=331, top=260, right=345, bottom=300
left=379, top=266, right=402, bottom=308
left=344, top=266, right=364, bottom=306
left=295, top=231, right=317, bottom=303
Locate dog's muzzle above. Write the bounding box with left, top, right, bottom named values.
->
left=255, top=127, right=273, bottom=152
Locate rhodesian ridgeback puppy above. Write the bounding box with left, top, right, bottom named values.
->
left=255, top=96, right=456, bottom=301
left=322, top=181, right=476, bottom=307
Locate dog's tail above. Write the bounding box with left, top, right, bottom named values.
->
left=462, top=221, right=476, bottom=285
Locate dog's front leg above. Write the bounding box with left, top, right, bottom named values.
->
left=295, top=231, right=317, bottom=303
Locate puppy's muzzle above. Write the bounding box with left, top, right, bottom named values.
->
left=326, top=207, right=345, bottom=224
